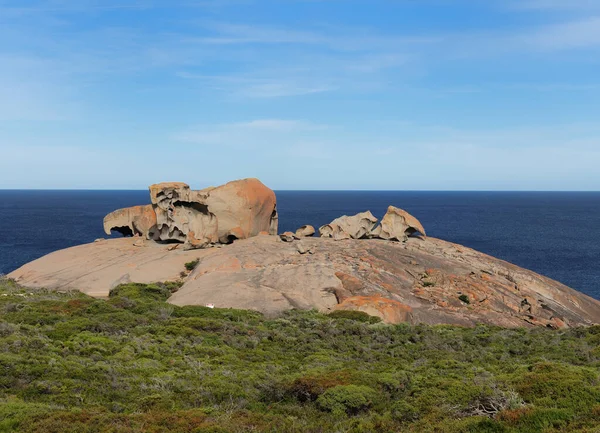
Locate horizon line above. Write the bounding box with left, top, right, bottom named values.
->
left=1, top=189, right=600, bottom=193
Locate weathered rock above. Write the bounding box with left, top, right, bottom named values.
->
left=295, top=225, right=315, bottom=238
left=103, top=178, right=278, bottom=248
left=319, top=211, right=378, bottom=240
left=335, top=296, right=414, bottom=323
left=7, top=238, right=196, bottom=297
left=203, top=178, right=278, bottom=243
left=149, top=181, right=218, bottom=244
left=12, top=235, right=600, bottom=328
left=103, top=205, right=157, bottom=238
left=280, top=232, right=297, bottom=242
left=183, top=231, right=213, bottom=251
left=296, top=241, right=312, bottom=255
left=371, top=206, right=426, bottom=241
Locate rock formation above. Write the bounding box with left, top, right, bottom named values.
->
left=103, top=205, right=157, bottom=238
left=371, top=206, right=426, bottom=241
left=103, top=178, right=278, bottom=249
left=319, top=211, right=379, bottom=240
left=9, top=177, right=600, bottom=329
left=295, top=225, right=316, bottom=238
left=280, top=232, right=297, bottom=242
left=10, top=235, right=600, bottom=328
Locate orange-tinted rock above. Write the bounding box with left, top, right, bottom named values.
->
left=184, top=231, right=212, bottom=250
left=103, top=204, right=157, bottom=238
left=336, top=296, right=414, bottom=324
left=11, top=225, right=600, bottom=328
left=200, top=178, right=278, bottom=243
left=103, top=178, right=278, bottom=248
left=280, top=232, right=297, bottom=242
left=371, top=206, right=426, bottom=241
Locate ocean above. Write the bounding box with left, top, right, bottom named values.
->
left=1, top=190, right=599, bottom=299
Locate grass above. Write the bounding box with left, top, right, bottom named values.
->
left=1, top=277, right=600, bottom=432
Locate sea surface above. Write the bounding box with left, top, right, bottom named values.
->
left=1, top=191, right=599, bottom=299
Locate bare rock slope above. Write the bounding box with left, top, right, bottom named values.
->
left=10, top=234, right=600, bottom=328
left=8, top=177, right=600, bottom=328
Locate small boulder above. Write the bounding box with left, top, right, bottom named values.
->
left=183, top=231, right=212, bottom=250
left=371, top=206, right=426, bottom=242
left=280, top=232, right=297, bottom=242
left=319, top=211, right=378, bottom=240
left=295, top=225, right=316, bottom=238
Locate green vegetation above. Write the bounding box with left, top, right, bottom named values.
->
left=459, top=294, right=471, bottom=304
left=185, top=259, right=200, bottom=272
left=327, top=310, right=382, bottom=324
left=1, top=277, right=600, bottom=432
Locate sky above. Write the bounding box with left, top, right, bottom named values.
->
left=0, top=0, right=599, bottom=190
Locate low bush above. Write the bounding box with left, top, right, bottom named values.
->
left=327, top=310, right=382, bottom=323
left=316, top=385, right=378, bottom=415
left=1, top=277, right=600, bottom=432
left=184, top=259, right=200, bottom=272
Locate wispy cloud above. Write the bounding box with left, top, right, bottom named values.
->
left=174, top=118, right=328, bottom=146
left=517, top=16, right=600, bottom=50
left=513, top=0, right=600, bottom=10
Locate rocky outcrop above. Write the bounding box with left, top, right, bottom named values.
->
left=371, top=206, right=426, bottom=241
left=295, top=225, right=315, bottom=238
left=280, top=232, right=297, bottom=242
left=10, top=235, right=600, bottom=328
left=202, top=178, right=279, bottom=244
left=149, top=182, right=218, bottom=245
left=103, top=205, right=157, bottom=238
left=103, top=178, right=278, bottom=249
left=319, top=211, right=378, bottom=240
left=7, top=237, right=195, bottom=298
left=10, top=180, right=600, bottom=328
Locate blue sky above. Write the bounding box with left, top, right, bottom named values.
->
left=1, top=0, right=599, bottom=190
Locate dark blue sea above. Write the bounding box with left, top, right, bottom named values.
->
left=1, top=191, right=599, bottom=299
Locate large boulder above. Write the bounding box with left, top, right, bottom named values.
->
left=149, top=182, right=218, bottom=244
left=319, top=211, right=378, bottom=240
left=371, top=206, right=426, bottom=241
left=202, top=178, right=279, bottom=244
left=103, top=178, right=278, bottom=248
left=103, top=205, right=157, bottom=238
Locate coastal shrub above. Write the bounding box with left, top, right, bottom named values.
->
left=327, top=310, right=382, bottom=323
left=316, top=385, right=378, bottom=415
left=184, top=259, right=200, bottom=272
left=2, top=279, right=600, bottom=432
left=459, top=294, right=470, bottom=304
left=287, top=371, right=354, bottom=402
left=391, top=400, right=420, bottom=422
left=109, top=283, right=172, bottom=302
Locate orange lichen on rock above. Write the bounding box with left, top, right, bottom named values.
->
left=336, top=296, right=414, bottom=324
left=103, top=178, right=279, bottom=249
left=103, top=205, right=157, bottom=238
